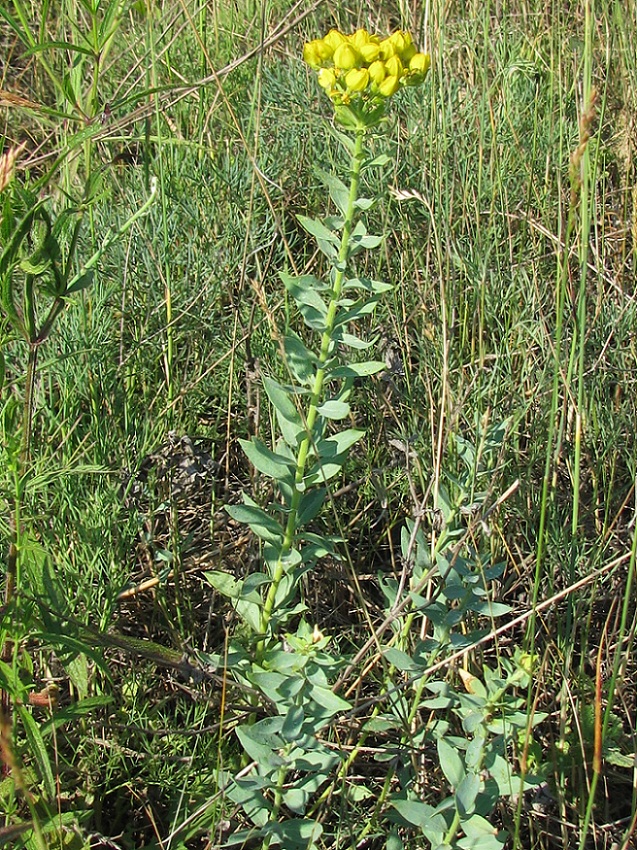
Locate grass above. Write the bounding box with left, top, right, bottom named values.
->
left=1, top=0, right=636, bottom=847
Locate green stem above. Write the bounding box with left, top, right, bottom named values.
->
left=257, top=127, right=366, bottom=649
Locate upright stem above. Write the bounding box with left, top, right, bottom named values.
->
left=257, top=127, right=366, bottom=647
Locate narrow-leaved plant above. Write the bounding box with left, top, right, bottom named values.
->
left=202, top=27, right=430, bottom=849
left=202, top=31, right=540, bottom=850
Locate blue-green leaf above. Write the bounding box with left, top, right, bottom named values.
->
left=334, top=299, right=381, bottom=326
left=280, top=272, right=328, bottom=306
left=284, top=332, right=318, bottom=385
left=236, top=720, right=285, bottom=766
left=66, top=269, right=94, bottom=294
left=304, top=460, right=344, bottom=486
left=354, top=197, right=375, bottom=210
left=390, top=799, right=438, bottom=828
left=365, top=153, right=391, bottom=167
left=262, top=818, right=323, bottom=848
left=383, top=647, right=421, bottom=672
left=456, top=773, right=480, bottom=816
left=281, top=705, right=305, bottom=741
left=297, top=215, right=340, bottom=245
left=315, top=168, right=349, bottom=217
left=297, top=215, right=339, bottom=260
left=468, top=600, right=511, bottom=617
left=240, top=438, right=295, bottom=483
left=225, top=500, right=284, bottom=544
left=329, top=361, right=385, bottom=378
left=438, top=738, right=465, bottom=787
left=457, top=815, right=506, bottom=849
left=297, top=488, right=327, bottom=526
left=263, top=376, right=303, bottom=448
left=318, top=429, right=364, bottom=454
left=316, top=400, right=350, bottom=419
left=332, top=329, right=377, bottom=350
left=306, top=683, right=351, bottom=716
left=343, top=275, right=393, bottom=294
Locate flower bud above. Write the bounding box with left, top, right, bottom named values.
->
left=317, top=68, right=336, bottom=90
left=303, top=40, right=321, bottom=69
left=345, top=67, right=370, bottom=91
left=368, top=60, right=386, bottom=85
left=379, top=38, right=396, bottom=60
left=333, top=43, right=359, bottom=70
left=351, top=28, right=371, bottom=50
left=409, top=52, right=431, bottom=74
left=323, top=29, right=347, bottom=51
left=384, top=55, right=403, bottom=79
left=378, top=75, right=399, bottom=97
left=360, top=42, right=381, bottom=63
left=401, top=43, right=417, bottom=63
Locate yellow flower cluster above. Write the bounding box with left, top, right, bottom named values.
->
left=303, top=28, right=430, bottom=114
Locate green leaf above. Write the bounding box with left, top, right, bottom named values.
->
left=284, top=332, right=318, bottom=385
left=318, top=429, right=364, bottom=455
left=42, top=696, right=113, bottom=733
left=329, top=361, right=386, bottom=378
left=225, top=500, right=284, bottom=545
left=306, top=683, right=351, bottom=716
left=17, top=704, right=56, bottom=800
left=297, top=215, right=339, bottom=260
left=456, top=773, right=480, bottom=816
left=204, top=570, right=246, bottom=601
left=297, top=488, right=327, bottom=526
left=438, top=737, right=465, bottom=787
left=315, top=168, right=349, bottom=216
left=390, top=799, right=437, bottom=827
left=333, top=329, right=376, bottom=350
left=327, top=125, right=356, bottom=156
left=354, top=197, right=375, bottom=211
left=384, top=647, right=421, bottom=672
left=240, top=437, right=295, bottom=483
left=262, top=818, right=323, bottom=848
left=263, top=376, right=303, bottom=448
left=365, top=153, right=391, bottom=167
left=282, top=705, right=305, bottom=741
left=65, top=268, right=94, bottom=294
left=468, top=600, right=511, bottom=617
left=316, top=400, right=350, bottom=419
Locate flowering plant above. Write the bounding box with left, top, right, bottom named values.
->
left=201, top=27, right=435, bottom=850
left=303, top=28, right=430, bottom=128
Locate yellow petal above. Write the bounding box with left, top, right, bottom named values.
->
left=351, top=28, right=371, bottom=50
left=360, top=42, right=380, bottom=63
left=333, top=43, right=359, bottom=71
left=409, top=52, right=431, bottom=74
left=323, top=29, right=347, bottom=51
left=368, top=60, right=386, bottom=85
left=303, top=41, right=321, bottom=69
left=318, top=68, right=336, bottom=89
left=378, top=75, right=399, bottom=97
left=345, top=67, right=370, bottom=91
left=384, top=55, right=403, bottom=79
